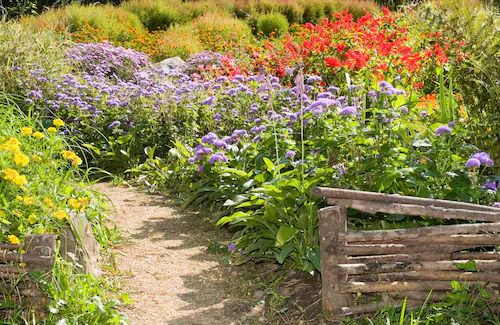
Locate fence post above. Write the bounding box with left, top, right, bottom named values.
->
left=319, top=206, right=350, bottom=314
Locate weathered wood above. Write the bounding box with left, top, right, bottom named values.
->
left=388, top=290, right=448, bottom=301
left=23, top=234, right=56, bottom=257
left=350, top=271, right=500, bottom=282
left=0, top=251, right=54, bottom=266
left=354, top=234, right=500, bottom=246
left=335, top=260, right=500, bottom=275
left=311, top=187, right=500, bottom=212
left=349, top=252, right=500, bottom=263
left=328, top=198, right=500, bottom=222
left=340, top=244, right=473, bottom=256
left=339, top=299, right=424, bottom=316
left=341, top=223, right=500, bottom=243
left=319, top=206, right=350, bottom=312
left=339, top=281, right=462, bottom=293
left=0, top=244, right=21, bottom=250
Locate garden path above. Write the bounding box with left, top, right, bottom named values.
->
left=95, top=184, right=261, bottom=325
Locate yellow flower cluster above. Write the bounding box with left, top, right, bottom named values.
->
left=3, top=168, right=27, bottom=186
left=54, top=210, right=69, bottom=220
left=1, top=138, right=20, bottom=152
left=8, top=234, right=20, bottom=245
left=67, top=197, right=89, bottom=211
left=61, top=150, right=83, bottom=166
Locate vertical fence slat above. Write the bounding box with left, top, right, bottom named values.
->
left=319, top=206, right=350, bottom=313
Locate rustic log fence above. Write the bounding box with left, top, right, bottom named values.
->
left=0, top=234, right=56, bottom=318
left=310, top=187, right=500, bottom=317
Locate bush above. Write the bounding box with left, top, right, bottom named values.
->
left=278, top=3, right=304, bottom=24
left=161, top=23, right=203, bottom=59
left=0, top=20, right=71, bottom=97
left=193, top=12, right=254, bottom=52
left=256, top=12, right=289, bottom=37
left=120, top=0, right=186, bottom=31
left=302, top=2, right=325, bottom=23
left=30, top=3, right=144, bottom=36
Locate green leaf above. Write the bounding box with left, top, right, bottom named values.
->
left=455, top=260, right=477, bottom=272
left=276, top=226, right=298, bottom=246
left=219, top=168, right=248, bottom=177
left=216, top=211, right=250, bottom=226
left=276, top=242, right=295, bottom=264
left=263, top=157, right=274, bottom=171
left=307, top=247, right=321, bottom=272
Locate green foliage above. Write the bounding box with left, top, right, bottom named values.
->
left=120, top=0, right=186, bottom=30
left=302, top=2, right=326, bottom=23
left=32, top=3, right=144, bottom=34
left=256, top=13, right=289, bottom=37
left=0, top=20, right=71, bottom=96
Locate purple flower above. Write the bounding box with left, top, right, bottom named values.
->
left=401, top=106, right=408, bottom=114
left=435, top=125, right=451, bottom=136
left=493, top=202, right=500, bottom=208
left=472, top=152, right=491, bottom=164
left=238, top=248, right=244, bottom=255
left=12, top=66, right=21, bottom=71
left=465, top=158, right=481, bottom=168
left=285, top=150, right=296, bottom=158
left=201, top=132, right=218, bottom=144
left=196, top=147, right=213, bottom=155
left=420, top=110, right=428, bottom=117
left=213, top=140, right=228, bottom=149
left=201, top=96, right=216, bottom=106
left=233, top=74, right=244, bottom=81
left=327, top=86, right=339, bottom=93
left=208, top=152, right=229, bottom=164
left=196, top=164, right=205, bottom=173
left=481, top=181, right=498, bottom=192
left=228, top=243, right=236, bottom=252
left=232, top=129, right=248, bottom=137
left=107, top=121, right=121, bottom=129
left=339, top=106, right=357, bottom=116
left=448, top=121, right=456, bottom=127
left=188, top=157, right=197, bottom=164
left=307, top=76, right=322, bottom=84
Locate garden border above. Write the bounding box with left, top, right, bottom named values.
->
left=311, top=187, right=500, bottom=317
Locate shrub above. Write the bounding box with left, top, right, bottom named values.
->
left=120, top=0, right=186, bottom=31
left=278, top=3, right=304, bottom=24
left=302, top=2, right=325, bottom=23
left=256, top=12, right=289, bottom=37
left=0, top=20, right=71, bottom=97
left=30, top=3, right=144, bottom=38
left=161, top=23, right=203, bottom=59
left=193, top=12, right=254, bottom=52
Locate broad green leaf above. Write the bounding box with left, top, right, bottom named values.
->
left=307, top=247, right=321, bottom=272
left=276, top=242, right=295, bottom=264
left=412, top=139, right=432, bottom=147
left=276, top=225, right=298, bottom=246
left=263, top=157, right=274, bottom=171
left=219, top=168, right=248, bottom=177
left=216, top=211, right=250, bottom=226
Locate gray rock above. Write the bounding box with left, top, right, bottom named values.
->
left=252, top=290, right=266, bottom=300
left=155, top=57, right=186, bottom=73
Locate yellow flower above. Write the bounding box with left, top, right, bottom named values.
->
left=43, top=198, right=54, bottom=208
left=54, top=210, right=68, bottom=220
left=1, top=138, right=20, bottom=152
left=21, top=127, right=33, bottom=135
left=16, top=196, right=23, bottom=201
left=3, top=168, right=27, bottom=186
left=67, top=198, right=81, bottom=210
left=78, top=197, right=89, bottom=208
left=32, top=132, right=45, bottom=139
left=13, top=209, right=22, bottom=217
left=47, top=127, right=57, bottom=133
left=23, top=197, right=34, bottom=205
left=28, top=214, right=37, bottom=224
left=32, top=154, right=42, bottom=161
left=8, top=234, right=20, bottom=245
left=53, top=119, right=64, bottom=127
left=14, top=153, right=29, bottom=167
left=61, top=150, right=83, bottom=166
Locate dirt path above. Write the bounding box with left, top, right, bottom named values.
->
left=95, top=184, right=261, bottom=325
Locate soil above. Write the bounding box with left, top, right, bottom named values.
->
left=96, top=183, right=324, bottom=325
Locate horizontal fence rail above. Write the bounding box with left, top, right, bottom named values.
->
left=312, top=187, right=500, bottom=317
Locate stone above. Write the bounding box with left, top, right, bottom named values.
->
left=154, top=57, right=186, bottom=73
left=252, top=290, right=266, bottom=300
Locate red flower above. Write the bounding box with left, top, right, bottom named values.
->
left=325, top=56, right=342, bottom=68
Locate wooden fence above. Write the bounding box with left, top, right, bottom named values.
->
left=310, top=187, right=500, bottom=317
left=0, top=234, right=56, bottom=318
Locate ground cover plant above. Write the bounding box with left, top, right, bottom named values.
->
left=3, top=0, right=500, bottom=323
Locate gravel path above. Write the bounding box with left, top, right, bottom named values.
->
left=96, top=184, right=259, bottom=325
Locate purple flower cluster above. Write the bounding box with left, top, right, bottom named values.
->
left=435, top=125, right=451, bottom=136
left=466, top=152, right=494, bottom=168
left=66, top=41, right=149, bottom=79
